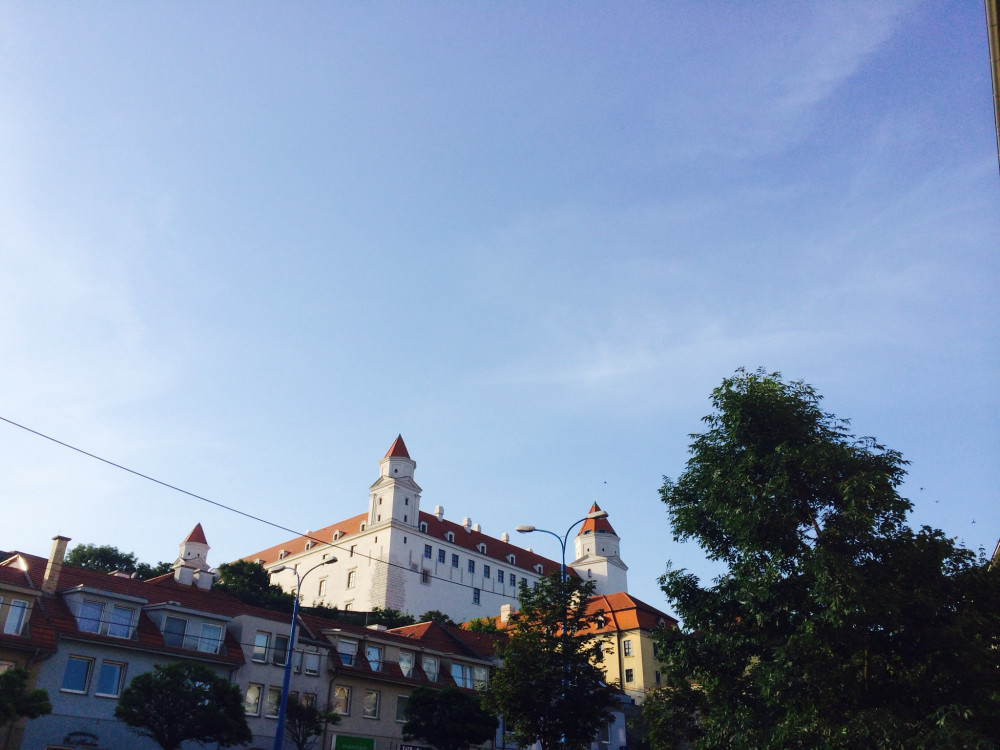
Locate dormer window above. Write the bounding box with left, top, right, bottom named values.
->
left=278, top=551, right=288, bottom=560
left=477, top=543, right=487, bottom=554
left=419, top=522, right=428, bottom=533
left=445, top=531, right=455, bottom=543
left=333, top=531, right=342, bottom=541
left=506, top=553, right=516, bottom=565
left=360, top=523, right=366, bottom=531
left=305, top=541, right=314, bottom=550
left=533, top=563, right=543, bottom=574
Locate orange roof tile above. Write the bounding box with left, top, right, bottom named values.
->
left=385, top=435, right=410, bottom=459
left=578, top=502, right=617, bottom=536
left=184, top=523, right=208, bottom=545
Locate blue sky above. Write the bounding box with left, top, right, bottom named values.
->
left=1, top=2, right=997, bottom=617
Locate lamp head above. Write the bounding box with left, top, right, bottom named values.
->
left=515, top=525, right=535, bottom=533
left=271, top=565, right=289, bottom=574
left=586, top=509, right=609, bottom=520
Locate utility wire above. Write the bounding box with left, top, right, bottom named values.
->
left=0, top=415, right=531, bottom=601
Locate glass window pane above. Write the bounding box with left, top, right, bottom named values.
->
left=245, top=683, right=262, bottom=715
left=265, top=686, right=281, bottom=717
left=4, top=600, right=28, bottom=635
left=422, top=656, right=438, bottom=682
left=62, top=656, right=92, bottom=692
left=332, top=685, right=350, bottom=715
left=199, top=623, right=223, bottom=654
left=396, top=695, right=409, bottom=722
left=337, top=640, right=357, bottom=666
left=273, top=635, right=289, bottom=665
left=398, top=651, right=413, bottom=678
left=303, top=652, right=320, bottom=675
left=96, top=662, right=124, bottom=696
left=78, top=601, right=104, bottom=634
left=108, top=606, right=134, bottom=638
left=366, top=645, right=382, bottom=671
left=363, top=689, right=379, bottom=718
left=252, top=632, right=269, bottom=662
left=163, top=616, right=186, bottom=647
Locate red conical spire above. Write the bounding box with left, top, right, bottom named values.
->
left=184, top=523, right=208, bottom=545
left=384, top=434, right=410, bottom=459
left=578, top=503, right=617, bottom=536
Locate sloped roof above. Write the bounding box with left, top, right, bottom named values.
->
left=184, top=523, right=208, bottom=545
left=384, top=434, right=410, bottom=459
left=578, top=502, right=617, bottom=537
left=242, top=512, right=367, bottom=565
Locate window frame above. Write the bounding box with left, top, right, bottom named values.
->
left=366, top=644, right=383, bottom=672
left=3, top=599, right=28, bottom=636
left=395, top=694, right=410, bottom=723
left=78, top=600, right=105, bottom=634
left=622, top=639, right=632, bottom=657
left=337, top=639, right=358, bottom=666
left=303, top=651, right=321, bottom=676
left=198, top=622, right=224, bottom=654
left=162, top=615, right=187, bottom=648
left=264, top=685, right=282, bottom=718
left=252, top=631, right=270, bottom=663
left=362, top=689, right=380, bottom=719
left=272, top=634, right=290, bottom=666
left=398, top=650, right=414, bottom=678
left=61, top=655, right=94, bottom=694
left=422, top=655, right=438, bottom=682
left=331, top=685, right=351, bottom=715
left=94, top=661, right=126, bottom=698
left=451, top=553, right=459, bottom=568
left=245, top=682, right=263, bottom=716
left=624, top=668, right=635, bottom=683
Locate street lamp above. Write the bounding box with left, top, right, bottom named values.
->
left=270, top=556, right=337, bottom=750
left=516, top=508, right=608, bottom=746
left=515, top=507, right=608, bottom=581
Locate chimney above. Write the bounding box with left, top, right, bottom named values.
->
left=472, top=523, right=481, bottom=533
left=43, top=535, right=71, bottom=594
left=193, top=569, right=214, bottom=590
left=462, top=517, right=472, bottom=531
left=501, top=532, right=510, bottom=543
left=174, top=565, right=194, bottom=585
left=434, top=505, right=444, bottom=521
left=500, top=603, right=513, bottom=623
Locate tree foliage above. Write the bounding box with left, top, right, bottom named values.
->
left=402, top=685, right=497, bottom=750
left=65, top=543, right=171, bottom=579
left=652, top=369, right=1000, bottom=749
left=0, top=667, right=51, bottom=728
left=419, top=609, right=457, bottom=627
left=485, top=573, right=617, bottom=750
left=216, top=560, right=296, bottom=612
left=466, top=617, right=500, bottom=634
left=284, top=697, right=339, bottom=750
left=114, top=661, right=251, bottom=750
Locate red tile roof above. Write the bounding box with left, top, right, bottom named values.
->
left=384, top=435, right=410, bottom=459
left=184, top=523, right=208, bottom=545
left=578, top=502, right=617, bottom=536
left=242, top=513, right=368, bottom=565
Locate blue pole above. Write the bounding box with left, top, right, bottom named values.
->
left=273, top=575, right=301, bottom=750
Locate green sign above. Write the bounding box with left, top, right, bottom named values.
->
left=333, top=735, right=375, bottom=750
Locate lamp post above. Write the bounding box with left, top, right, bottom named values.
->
left=515, top=508, right=609, bottom=745
left=515, top=507, right=608, bottom=582
left=270, top=556, right=337, bottom=750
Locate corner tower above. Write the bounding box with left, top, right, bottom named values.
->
left=571, top=503, right=628, bottom=594
left=368, top=435, right=422, bottom=528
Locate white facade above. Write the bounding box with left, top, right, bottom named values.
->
left=570, top=503, right=629, bottom=595
left=247, top=437, right=629, bottom=623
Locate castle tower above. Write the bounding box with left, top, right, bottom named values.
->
left=174, top=523, right=211, bottom=571
left=368, top=435, right=422, bottom=528
left=571, top=503, right=628, bottom=594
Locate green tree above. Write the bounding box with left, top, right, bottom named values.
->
left=368, top=607, right=416, bottom=628
left=64, top=543, right=171, bottom=579
left=485, top=573, right=617, bottom=750
left=418, top=609, right=457, bottom=627
left=652, top=369, right=1000, bottom=749
left=114, top=661, right=251, bottom=750
left=284, top=698, right=339, bottom=750
left=0, top=667, right=51, bottom=746
left=466, top=617, right=500, bottom=634
left=402, top=685, right=497, bottom=750
left=216, top=560, right=296, bottom=612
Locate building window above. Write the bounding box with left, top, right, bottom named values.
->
left=350, top=545, right=357, bottom=557
left=78, top=601, right=104, bottom=633
left=366, top=645, right=383, bottom=672
left=61, top=656, right=93, bottom=693
left=653, top=642, right=660, bottom=657
left=303, top=652, right=321, bottom=675
left=421, top=569, right=431, bottom=584
left=347, top=570, right=356, bottom=588
left=506, top=554, right=516, bottom=564
left=624, top=668, right=634, bottom=683
left=399, top=651, right=414, bottom=678
left=363, top=689, right=380, bottom=719
left=199, top=623, right=223, bottom=654
left=473, top=588, right=481, bottom=605
left=600, top=723, right=612, bottom=744
left=318, top=579, right=327, bottom=597
left=302, top=692, right=317, bottom=707
left=451, top=553, right=459, bottom=568
left=424, top=544, right=432, bottom=559
left=273, top=635, right=289, bottom=666
left=344, top=602, right=353, bottom=611
left=162, top=616, right=186, bottom=648
left=108, top=606, right=135, bottom=638
left=4, top=600, right=28, bottom=636
left=95, top=661, right=126, bottom=698
left=655, top=670, right=661, bottom=685
left=445, top=531, right=454, bottom=542
left=422, top=656, right=438, bottom=682
left=338, top=640, right=357, bottom=666
left=467, top=559, right=475, bottom=574
left=252, top=632, right=270, bottom=662
left=497, top=568, right=504, bottom=583
left=520, top=577, right=528, bottom=588
left=245, top=683, right=263, bottom=715
left=396, top=694, right=410, bottom=723
left=437, top=549, right=445, bottom=564
left=509, top=572, right=516, bottom=586
left=473, top=666, right=488, bottom=691
left=265, top=686, right=282, bottom=718
left=533, top=581, right=539, bottom=588
left=623, top=639, right=632, bottom=657
left=477, top=543, right=486, bottom=553
left=332, top=685, right=351, bottom=715
left=483, top=564, right=491, bottom=579
left=420, top=521, right=428, bottom=532
left=451, top=663, right=473, bottom=689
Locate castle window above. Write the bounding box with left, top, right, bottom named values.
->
left=473, top=588, right=481, bottom=605
left=623, top=639, right=633, bottom=657
left=424, top=545, right=432, bottom=559
left=509, top=573, right=516, bottom=586
left=437, top=549, right=445, bottom=564
left=333, top=531, right=341, bottom=541
left=360, top=523, right=366, bottom=531
left=483, top=564, right=491, bottom=579
left=405, top=497, right=409, bottom=505
left=420, top=522, right=428, bottom=532
left=421, top=570, right=431, bottom=585
left=468, top=560, right=475, bottom=574
left=451, top=554, right=459, bottom=568
left=624, top=668, right=634, bottom=683
left=445, top=531, right=455, bottom=543
left=533, top=563, right=543, bottom=574
left=477, top=543, right=487, bottom=554
left=497, top=568, right=504, bottom=583
left=506, top=553, right=515, bottom=564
